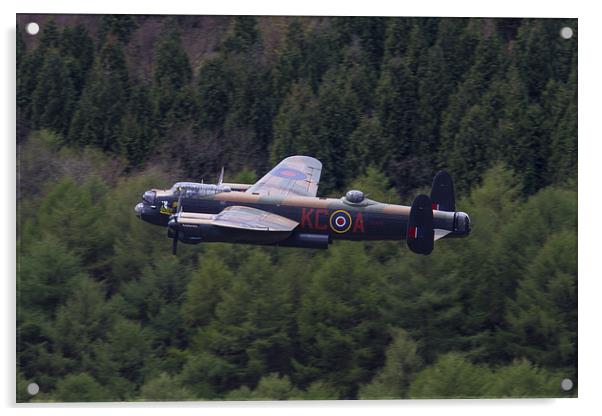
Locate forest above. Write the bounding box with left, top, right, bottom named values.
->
left=16, top=15, right=577, bottom=401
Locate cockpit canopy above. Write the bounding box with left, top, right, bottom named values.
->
left=169, top=182, right=231, bottom=199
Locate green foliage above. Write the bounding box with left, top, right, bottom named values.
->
left=270, top=82, right=319, bottom=165
left=53, top=278, right=113, bottom=364
left=197, top=57, right=232, bottom=131
left=348, top=166, right=399, bottom=204
left=18, top=235, right=85, bottom=314
left=67, top=42, right=130, bottom=152
left=359, top=329, right=423, bottom=399
left=181, top=252, right=234, bottom=327
left=30, top=48, right=76, bottom=135
left=190, top=248, right=295, bottom=391
left=105, top=319, right=152, bottom=385
left=225, top=373, right=301, bottom=400
left=53, top=373, right=112, bottom=402
left=18, top=16, right=577, bottom=194
left=178, top=351, right=237, bottom=398
left=409, top=354, right=563, bottom=399
left=295, top=243, right=389, bottom=397
left=505, top=232, right=577, bottom=368
left=154, top=21, right=192, bottom=91
left=22, top=176, right=112, bottom=271
left=346, top=117, right=385, bottom=178
left=228, top=168, right=257, bottom=184
left=223, top=16, right=261, bottom=54
left=486, top=360, right=563, bottom=398
left=409, top=353, right=493, bottom=398
left=139, top=373, right=194, bottom=401
left=100, top=15, right=139, bottom=44
left=16, top=16, right=577, bottom=402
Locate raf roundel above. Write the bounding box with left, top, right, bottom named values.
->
left=330, top=210, right=352, bottom=233
left=272, top=167, right=307, bottom=180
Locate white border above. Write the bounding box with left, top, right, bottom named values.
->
left=3, top=1, right=601, bottom=415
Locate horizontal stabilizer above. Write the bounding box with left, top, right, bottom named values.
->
left=430, top=170, right=455, bottom=212
left=407, top=194, right=434, bottom=255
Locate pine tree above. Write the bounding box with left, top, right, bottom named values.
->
left=67, top=41, right=130, bottom=151
left=52, top=373, right=112, bottom=402
left=314, top=68, right=361, bottom=191
left=486, top=359, right=567, bottom=398
left=18, top=235, right=85, bottom=315
left=408, top=353, right=493, bottom=398
left=505, top=231, right=577, bottom=369
left=225, top=373, right=302, bottom=400
left=222, top=16, right=261, bottom=55
left=100, top=15, right=139, bottom=44
left=59, top=24, right=95, bottom=98
left=382, top=17, right=415, bottom=61
left=435, top=18, right=478, bottom=85
left=303, top=21, right=344, bottom=92
left=189, top=248, right=294, bottom=391
left=53, top=278, right=114, bottom=377
left=153, top=20, right=192, bottom=91
left=196, top=57, right=232, bottom=132
left=117, top=255, right=190, bottom=353
left=415, top=44, right=452, bottom=151
left=446, top=103, right=497, bottom=191
left=358, top=329, right=423, bottom=399
left=376, top=57, right=418, bottom=159
left=222, top=56, right=276, bottom=171
left=346, top=117, right=385, bottom=178
left=152, top=19, right=194, bottom=133
left=181, top=251, right=234, bottom=327
left=295, top=243, right=389, bottom=398
left=30, top=48, right=76, bottom=135
left=18, top=19, right=61, bottom=123
left=273, top=18, right=307, bottom=97
left=139, top=373, right=193, bottom=401
left=28, top=177, right=111, bottom=269
left=544, top=65, right=577, bottom=183
left=270, top=82, right=320, bottom=165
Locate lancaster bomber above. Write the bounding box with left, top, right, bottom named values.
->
left=134, top=156, right=471, bottom=255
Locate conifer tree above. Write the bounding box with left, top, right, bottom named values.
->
left=273, top=18, right=307, bottom=98
left=358, top=329, right=423, bottom=399
left=270, top=82, right=320, bottom=165
left=30, top=48, right=76, bottom=135
left=222, top=16, right=261, bottom=55
left=189, top=248, right=294, bottom=390
left=59, top=24, right=95, bottom=98
left=505, top=231, right=577, bottom=369
left=67, top=41, right=130, bottom=151
left=295, top=243, right=389, bottom=397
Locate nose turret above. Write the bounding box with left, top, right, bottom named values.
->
left=134, top=202, right=144, bottom=217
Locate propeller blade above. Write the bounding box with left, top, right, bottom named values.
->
left=169, top=193, right=182, bottom=256
left=177, top=189, right=184, bottom=214
left=218, top=166, right=224, bottom=185
left=172, top=230, right=178, bottom=255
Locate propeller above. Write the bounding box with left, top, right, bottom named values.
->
left=218, top=166, right=224, bottom=185
left=169, top=188, right=184, bottom=255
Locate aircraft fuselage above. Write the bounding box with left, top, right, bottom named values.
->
left=135, top=190, right=469, bottom=248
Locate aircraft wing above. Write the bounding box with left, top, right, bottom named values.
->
left=245, top=156, right=322, bottom=198
left=177, top=206, right=299, bottom=232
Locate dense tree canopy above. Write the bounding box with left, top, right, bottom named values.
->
left=17, top=15, right=577, bottom=401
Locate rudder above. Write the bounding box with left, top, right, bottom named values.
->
left=430, top=170, right=455, bottom=212
left=407, top=194, right=434, bottom=255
